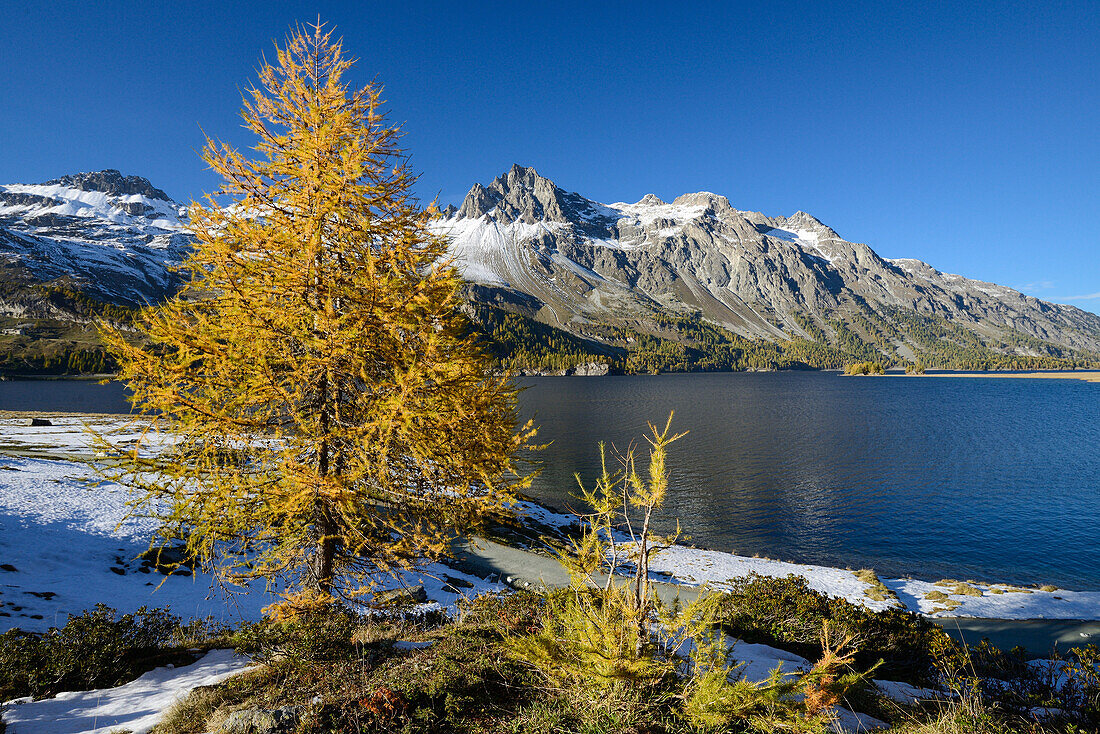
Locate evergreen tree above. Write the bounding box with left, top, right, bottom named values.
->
left=101, top=23, right=532, bottom=605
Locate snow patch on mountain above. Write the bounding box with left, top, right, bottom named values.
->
left=0, top=183, right=185, bottom=231
left=765, top=226, right=834, bottom=262
left=0, top=171, right=193, bottom=307
left=608, top=197, right=710, bottom=229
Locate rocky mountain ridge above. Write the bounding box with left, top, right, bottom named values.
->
left=0, top=169, right=189, bottom=312
left=435, top=165, right=1100, bottom=362
left=0, top=166, right=1097, bottom=373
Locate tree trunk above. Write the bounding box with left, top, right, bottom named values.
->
left=310, top=505, right=337, bottom=594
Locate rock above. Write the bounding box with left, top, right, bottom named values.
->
left=373, top=584, right=428, bottom=607
left=138, top=545, right=194, bottom=574
left=27, top=418, right=52, bottom=426
left=218, top=707, right=301, bottom=734
left=572, top=361, right=609, bottom=376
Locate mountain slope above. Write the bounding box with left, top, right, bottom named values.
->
left=0, top=166, right=1096, bottom=375
left=0, top=170, right=190, bottom=311
left=0, top=170, right=191, bottom=373
left=435, top=165, right=1100, bottom=368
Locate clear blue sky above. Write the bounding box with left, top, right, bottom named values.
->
left=2, top=1, right=1097, bottom=312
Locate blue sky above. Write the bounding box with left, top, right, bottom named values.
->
left=2, top=1, right=1097, bottom=312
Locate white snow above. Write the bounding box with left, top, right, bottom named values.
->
left=873, top=679, right=944, bottom=704
left=0, top=183, right=183, bottom=231
left=646, top=544, right=901, bottom=612
left=607, top=198, right=709, bottom=229
left=887, top=578, right=1100, bottom=620
left=1, top=649, right=252, bottom=734
left=766, top=227, right=835, bottom=263
left=0, top=414, right=510, bottom=634
left=0, top=456, right=275, bottom=632
left=0, top=415, right=161, bottom=457
left=433, top=192, right=722, bottom=286
left=645, top=543, right=1100, bottom=620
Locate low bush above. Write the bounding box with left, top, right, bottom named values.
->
left=713, top=573, right=952, bottom=683
left=457, top=589, right=545, bottom=636
left=0, top=604, right=181, bottom=701
left=231, top=604, right=362, bottom=664
left=845, top=361, right=886, bottom=375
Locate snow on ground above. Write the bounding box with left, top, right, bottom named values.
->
left=1, top=649, right=251, bottom=734
left=0, top=456, right=273, bottom=632
left=608, top=197, right=708, bottom=229
left=646, top=544, right=899, bottom=612
left=873, top=679, right=944, bottom=705
left=0, top=414, right=167, bottom=458
left=512, top=498, right=1100, bottom=620
left=0, top=449, right=507, bottom=633
left=647, top=544, right=1100, bottom=620
left=765, top=227, right=835, bottom=262
left=0, top=182, right=184, bottom=230
left=888, top=578, right=1100, bottom=620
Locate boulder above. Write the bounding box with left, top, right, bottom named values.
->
left=218, top=706, right=301, bottom=734
left=373, top=584, right=428, bottom=607
left=27, top=418, right=52, bottom=426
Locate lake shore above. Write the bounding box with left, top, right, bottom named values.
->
left=1, top=409, right=1098, bottom=650
left=903, top=370, right=1100, bottom=383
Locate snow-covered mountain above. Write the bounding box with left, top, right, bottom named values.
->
left=1, top=166, right=1098, bottom=367
left=435, top=165, right=1100, bottom=358
left=0, top=170, right=191, bottom=311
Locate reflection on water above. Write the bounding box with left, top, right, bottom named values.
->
left=518, top=373, right=1100, bottom=589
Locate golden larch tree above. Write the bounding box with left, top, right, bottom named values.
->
left=101, top=23, right=532, bottom=604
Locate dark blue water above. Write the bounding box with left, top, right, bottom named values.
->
left=517, top=373, right=1100, bottom=590
left=3, top=374, right=1098, bottom=589
left=0, top=379, right=132, bottom=413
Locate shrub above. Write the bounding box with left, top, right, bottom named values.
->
left=367, top=620, right=536, bottom=732
left=714, top=574, right=952, bottom=683
left=457, top=590, right=545, bottom=636
left=0, top=604, right=180, bottom=701
left=231, top=605, right=359, bottom=664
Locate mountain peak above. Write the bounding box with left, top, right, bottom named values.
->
left=43, top=170, right=172, bottom=202
left=672, top=191, right=733, bottom=211
left=455, top=166, right=613, bottom=235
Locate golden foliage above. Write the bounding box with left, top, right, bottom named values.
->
left=99, top=22, right=533, bottom=602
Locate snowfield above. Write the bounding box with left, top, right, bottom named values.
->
left=2, top=649, right=252, bottom=734
left=0, top=415, right=508, bottom=633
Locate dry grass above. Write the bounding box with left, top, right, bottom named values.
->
left=855, top=569, right=900, bottom=605
left=934, top=580, right=983, bottom=597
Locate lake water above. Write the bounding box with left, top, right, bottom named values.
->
left=3, top=373, right=1098, bottom=589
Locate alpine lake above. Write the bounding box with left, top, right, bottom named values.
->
left=3, top=371, right=1097, bottom=590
